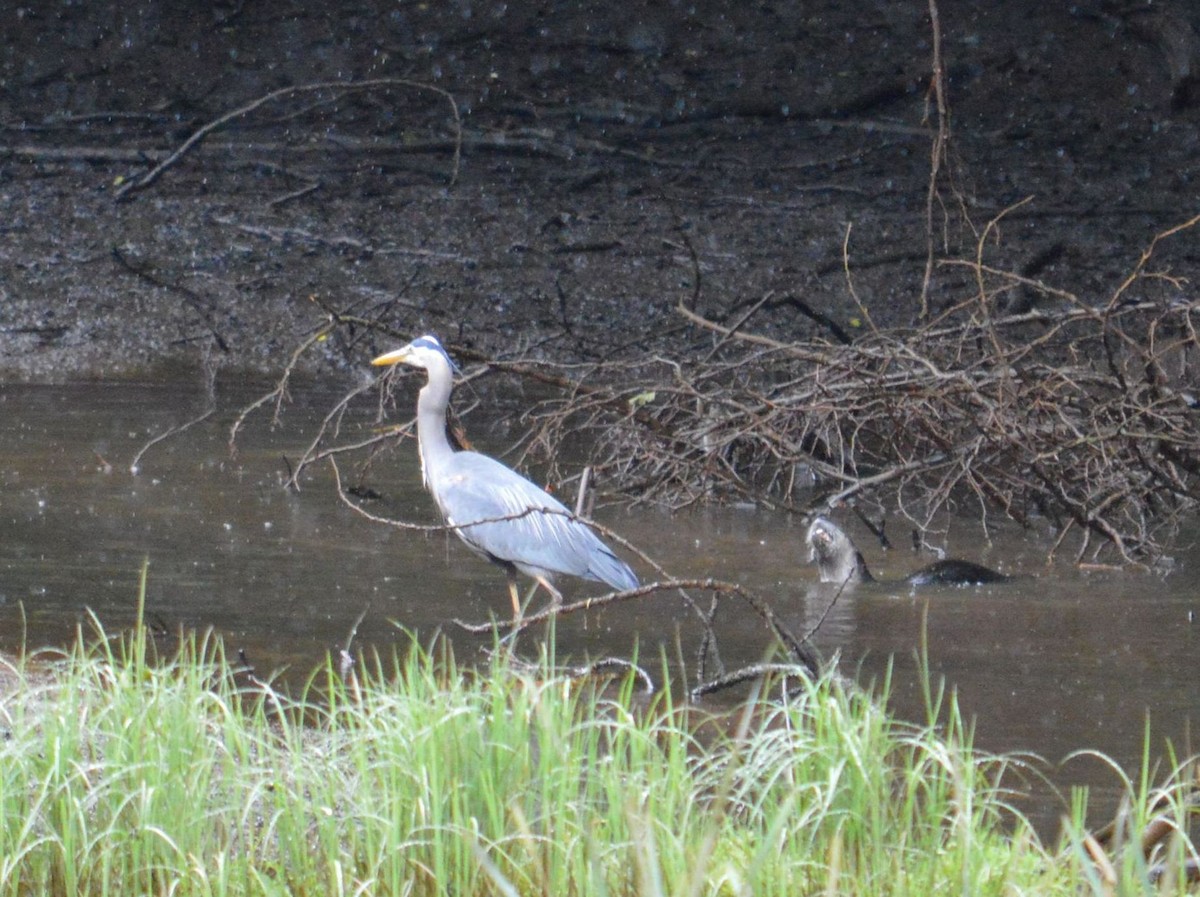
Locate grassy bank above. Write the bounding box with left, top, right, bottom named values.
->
left=0, top=609, right=1194, bottom=895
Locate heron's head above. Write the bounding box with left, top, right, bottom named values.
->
left=371, top=334, right=459, bottom=374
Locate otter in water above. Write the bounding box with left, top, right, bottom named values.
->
left=805, top=516, right=1009, bottom=587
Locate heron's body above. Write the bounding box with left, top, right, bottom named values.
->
left=806, top=515, right=1008, bottom=587
left=373, top=335, right=638, bottom=615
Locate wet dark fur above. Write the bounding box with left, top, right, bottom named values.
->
left=806, top=516, right=873, bottom=585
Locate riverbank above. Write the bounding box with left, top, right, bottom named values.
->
left=5, top=613, right=1194, bottom=896
left=2, top=2, right=1197, bottom=383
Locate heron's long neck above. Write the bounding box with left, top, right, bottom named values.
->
left=416, top=368, right=454, bottom=485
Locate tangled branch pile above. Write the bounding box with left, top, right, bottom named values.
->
left=507, top=220, right=1200, bottom=565
left=269, top=219, right=1197, bottom=568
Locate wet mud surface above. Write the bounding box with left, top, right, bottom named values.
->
left=1, top=1, right=1198, bottom=382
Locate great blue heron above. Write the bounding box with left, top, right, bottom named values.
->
left=372, top=334, right=639, bottom=616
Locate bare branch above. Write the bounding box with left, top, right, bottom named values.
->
left=252, top=212, right=1200, bottom=572
left=114, top=78, right=462, bottom=201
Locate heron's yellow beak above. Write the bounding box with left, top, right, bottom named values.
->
left=371, top=348, right=410, bottom=367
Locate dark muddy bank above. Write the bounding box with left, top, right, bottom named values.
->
left=1, top=1, right=1197, bottom=381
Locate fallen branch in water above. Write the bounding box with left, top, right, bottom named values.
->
left=689, top=662, right=824, bottom=700
left=451, top=578, right=822, bottom=681
left=495, top=651, right=658, bottom=696
left=130, top=406, right=215, bottom=475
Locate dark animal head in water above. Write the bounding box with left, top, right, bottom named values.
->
left=805, top=516, right=873, bottom=585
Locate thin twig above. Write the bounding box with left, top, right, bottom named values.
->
left=690, top=663, right=818, bottom=700
left=114, top=78, right=462, bottom=201
left=130, top=407, right=215, bottom=474
left=919, top=0, right=950, bottom=320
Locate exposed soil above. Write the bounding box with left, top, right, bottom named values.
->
left=1, top=1, right=1198, bottom=383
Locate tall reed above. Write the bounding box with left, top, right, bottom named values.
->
left=0, top=579, right=1190, bottom=895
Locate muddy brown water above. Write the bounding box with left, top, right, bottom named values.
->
left=1, top=380, right=1197, bottom=838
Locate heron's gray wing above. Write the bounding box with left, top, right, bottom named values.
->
left=431, top=452, right=636, bottom=589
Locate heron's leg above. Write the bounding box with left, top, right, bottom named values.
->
left=505, top=569, right=522, bottom=619
left=534, top=575, right=564, bottom=606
